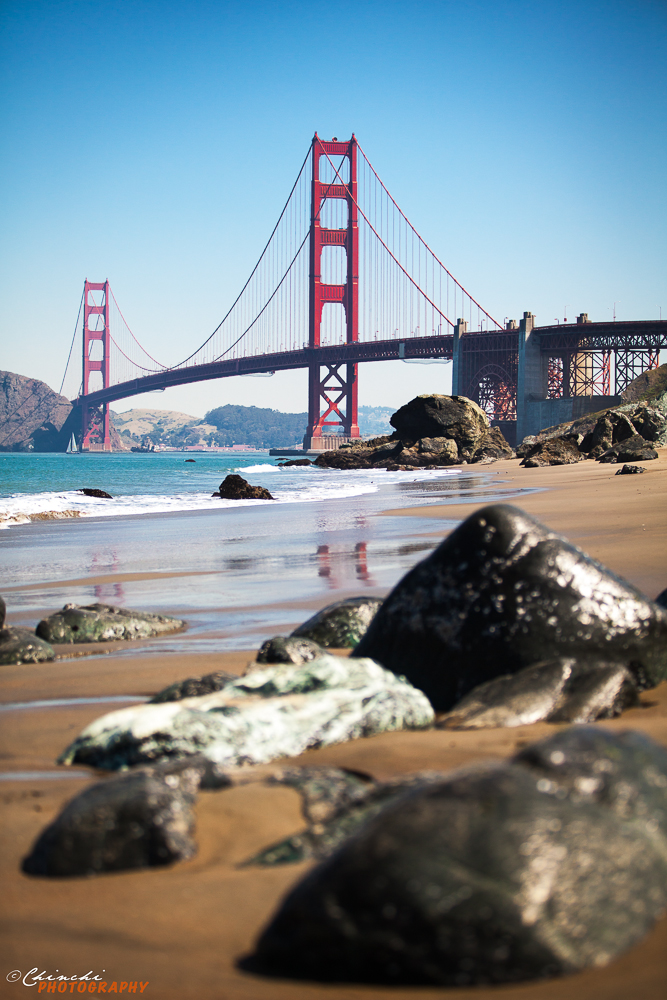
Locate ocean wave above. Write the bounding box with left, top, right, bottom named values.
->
left=0, top=466, right=463, bottom=528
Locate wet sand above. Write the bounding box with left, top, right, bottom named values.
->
left=2, top=451, right=667, bottom=999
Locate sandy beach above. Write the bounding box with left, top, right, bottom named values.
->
left=2, top=451, right=666, bottom=1000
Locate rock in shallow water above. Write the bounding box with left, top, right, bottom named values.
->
left=36, top=602, right=184, bottom=644
left=354, top=504, right=667, bottom=711
left=437, top=657, right=638, bottom=729
left=249, top=727, right=667, bottom=985
left=215, top=474, right=274, bottom=500
left=291, top=597, right=383, bottom=648
left=22, top=768, right=199, bottom=876
left=58, top=655, right=434, bottom=770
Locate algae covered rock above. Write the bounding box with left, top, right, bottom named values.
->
left=0, top=595, right=55, bottom=665
left=355, top=504, right=667, bottom=710
left=22, top=769, right=199, bottom=876
left=58, top=654, right=435, bottom=771
left=291, top=597, right=383, bottom=648
left=36, top=602, right=184, bottom=644
left=250, top=727, right=667, bottom=985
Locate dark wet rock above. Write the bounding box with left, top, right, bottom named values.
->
left=78, top=488, right=113, bottom=499
left=249, top=727, right=667, bottom=985
left=616, top=464, right=646, bottom=475
left=22, top=769, right=198, bottom=876
left=390, top=394, right=489, bottom=458
left=185, top=458, right=195, bottom=462
left=355, top=504, right=667, bottom=711
left=0, top=595, right=55, bottom=665
left=256, top=635, right=326, bottom=665
left=291, top=597, right=383, bottom=648
left=314, top=448, right=373, bottom=469
left=58, top=655, right=435, bottom=771
left=278, top=458, right=312, bottom=467
left=598, top=436, right=658, bottom=464
left=520, top=435, right=583, bottom=467
left=438, top=658, right=638, bottom=729
left=150, top=670, right=240, bottom=703
left=470, top=426, right=514, bottom=464
left=656, top=588, right=667, bottom=609
left=36, top=602, right=184, bottom=644
left=215, top=474, right=274, bottom=500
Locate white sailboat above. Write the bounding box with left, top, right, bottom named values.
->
left=66, top=433, right=78, bottom=454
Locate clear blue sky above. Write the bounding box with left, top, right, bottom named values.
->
left=1, top=0, right=665, bottom=416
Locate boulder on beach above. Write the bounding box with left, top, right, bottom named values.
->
left=290, top=597, right=383, bottom=648
left=390, top=394, right=489, bottom=459
left=354, top=504, right=667, bottom=711
left=314, top=395, right=513, bottom=469
left=249, top=726, right=667, bottom=986
left=22, top=768, right=199, bottom=876
left=214, top=474, right=274, bottom=500
left=0, top=595, right=55, bottom=665
left=36, top=602, right=184, bottom=644
left=58, top=654, right=434, bottom=771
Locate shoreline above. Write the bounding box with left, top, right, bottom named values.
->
left=2, top=455, right=667, bottom=999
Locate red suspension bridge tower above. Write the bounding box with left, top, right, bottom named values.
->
left=304, top=134, right=360, bottom=450
left=81, top=280, right=112, bottom=451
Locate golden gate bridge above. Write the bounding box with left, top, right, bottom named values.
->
left=61, top=134, right=666, bottom=451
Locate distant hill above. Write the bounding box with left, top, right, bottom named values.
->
left=111, top=403, right=395, bottom=449
left=0, top=370, right=73, bottom=451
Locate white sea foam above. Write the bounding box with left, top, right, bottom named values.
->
left=0, top=467, right=462, bottom=527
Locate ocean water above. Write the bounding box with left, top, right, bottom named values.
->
left=1, top=451, right=460, bottom=522
left=0, top=452, right=533, bottom=652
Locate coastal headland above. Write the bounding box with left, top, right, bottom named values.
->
left=2, top=452, right=666, bottom=1000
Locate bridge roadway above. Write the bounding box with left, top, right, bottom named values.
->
left=78, top=319, right=666, bottom=408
